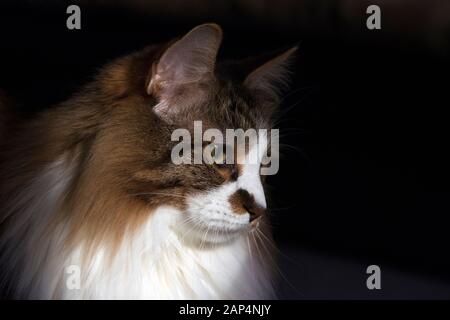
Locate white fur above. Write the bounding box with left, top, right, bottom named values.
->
left=0, top=157, right=74, bottom=299
left=0, top=139, right=274, bottom=299
left=237, top=133, right=268, bottom=208
left=180, top=134, right=268, bottom=245
left=62, top=206, right=273, bottom=299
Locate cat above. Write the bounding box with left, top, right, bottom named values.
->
left=0, top=23, right=296, bottom=299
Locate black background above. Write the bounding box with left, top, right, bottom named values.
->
left=0, top=0, right=449, bottom=299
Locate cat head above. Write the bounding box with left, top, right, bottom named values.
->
left=57, top=24, right=296, bottom=248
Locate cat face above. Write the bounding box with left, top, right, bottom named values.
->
left=0, top=24, right=295, bottom=298
left=26, top=24, right=296, bottom=249
left=134, top=24, right=294, bottom=245
left=117, top=80, right=276, bottom=246
left=181, top=132, right=270, bottom=245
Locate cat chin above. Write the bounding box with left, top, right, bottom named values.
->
left=174, top=218, right=251, bottom=248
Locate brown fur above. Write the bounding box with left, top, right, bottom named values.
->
left=0, top=25, right=294, bottom=265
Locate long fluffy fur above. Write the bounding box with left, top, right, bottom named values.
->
left=0, top=155, right=275, bottom=299
left=0, top=24, right=293, bottom=299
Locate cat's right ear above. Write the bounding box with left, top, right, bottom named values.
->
left=147, top=23, right=223, bottom=101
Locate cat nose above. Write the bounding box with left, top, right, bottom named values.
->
left=237, top=189, right=266, bottom=222
left=229, top=189, right=266, bottom=222
left=244, top=202, right=266, bottom=223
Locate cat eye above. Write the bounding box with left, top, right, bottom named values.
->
left=203, top=142, right=230, bottom=166
left=211, top=143, right=226, bottom=165
left=260, top=161, right=271, bottom=168
left=260, top=154, right=271, bottom=168
left=203, top=142, right=238, bottom=180
left=260, top=156, right=271, bottom=181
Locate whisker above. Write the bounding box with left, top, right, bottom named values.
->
left=254, top=229, right=303, bottom=297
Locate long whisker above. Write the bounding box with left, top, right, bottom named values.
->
left=246, top=234, right=253, bottom=264
left=251, top=231, right=264, bottom=264
left=254, top=229, right=303, bottom=297
left=178, top=216, right=204, bottom=243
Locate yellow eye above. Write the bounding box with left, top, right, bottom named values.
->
left=260, top=161, right=271, bottom=168
left=212, top=144, right=226, bottom=165
left=203, top=143, right=226, bottom=165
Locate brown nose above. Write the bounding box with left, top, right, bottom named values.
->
left=245, top=202, right=266, bottom=223
left=235, top=189, right=266, bottom=222
left=229, top=189, right=267, bottom=222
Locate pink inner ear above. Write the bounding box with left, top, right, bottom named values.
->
left=147, top=23, right=223, bottom=97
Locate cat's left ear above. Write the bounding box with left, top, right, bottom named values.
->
left=147, top=23, right=223, bottom=99
left=244, top=46, right=297, bottom=101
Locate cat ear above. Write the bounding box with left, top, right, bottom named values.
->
left=244, top=46, right=297, bottom=100
left=147, top=23, right=223, bottom=98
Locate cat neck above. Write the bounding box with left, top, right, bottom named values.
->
left=62, top=206, right=275, bottom=299
left=1, top=155, right=275, bottom=299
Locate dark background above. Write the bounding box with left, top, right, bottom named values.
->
left=1, top=0, right=449, bottom=299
